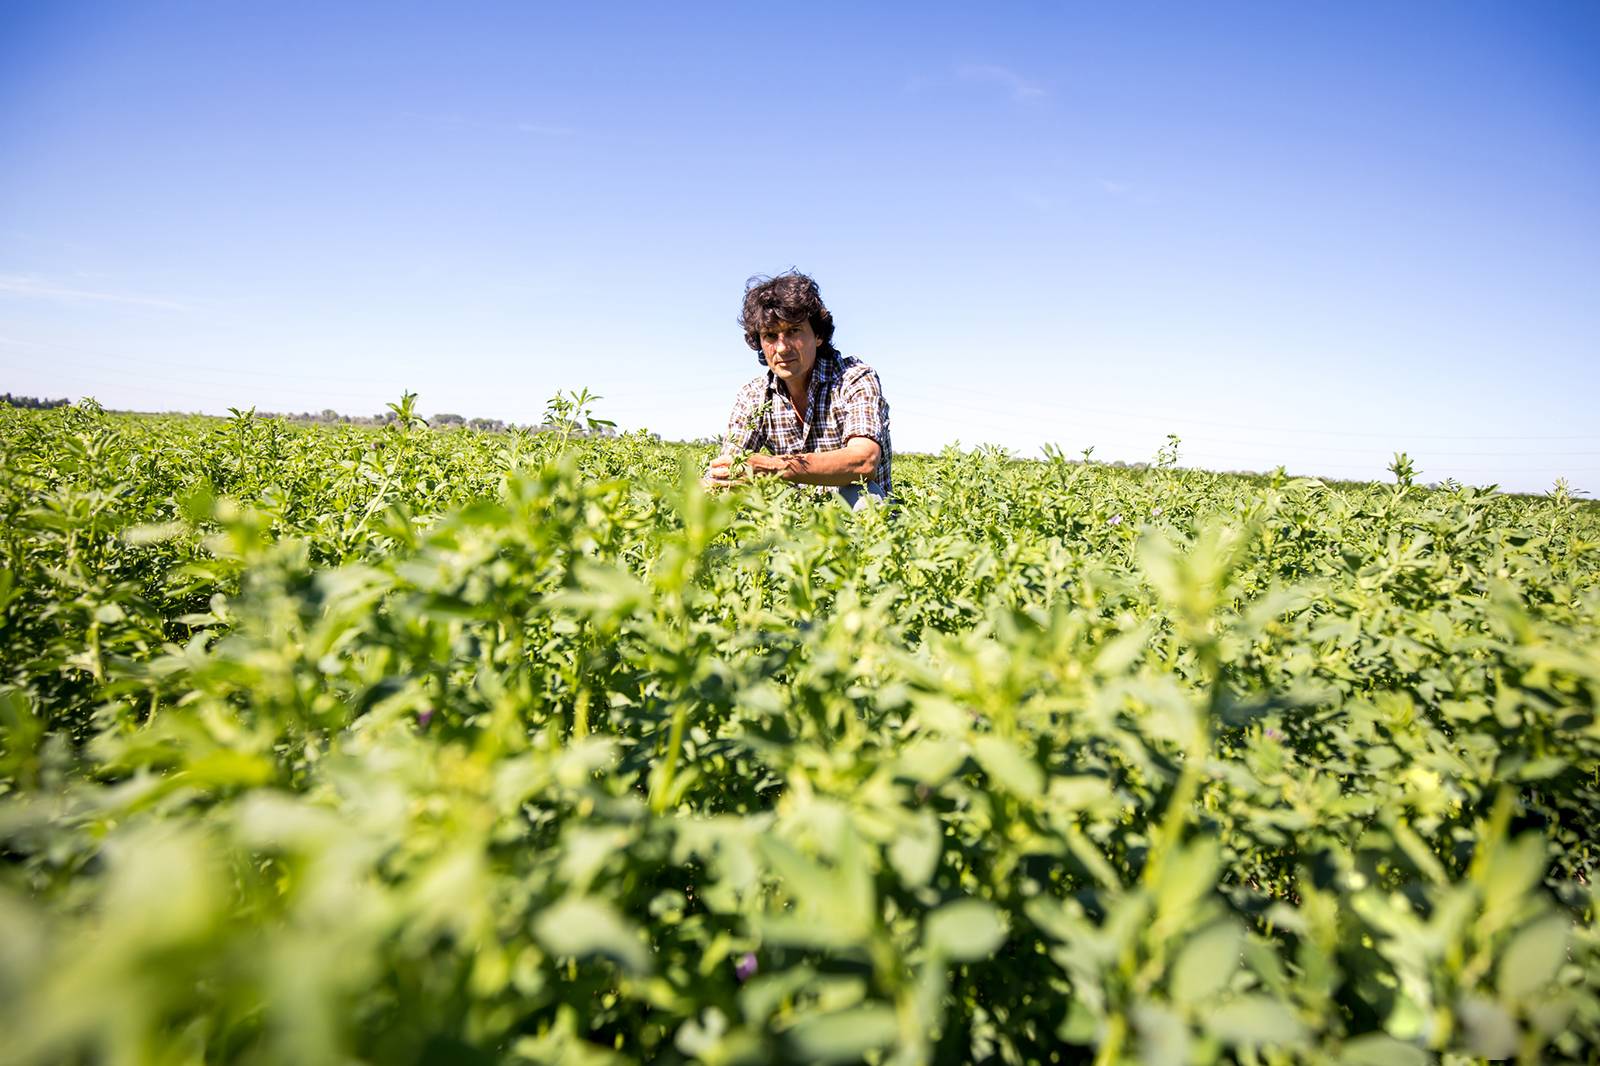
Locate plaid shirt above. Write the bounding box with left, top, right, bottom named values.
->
left=724, top=351, right=892, bottom=497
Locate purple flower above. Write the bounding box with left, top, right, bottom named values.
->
left=418, top=708, right=435, bottom=728
left=1264, top=727, right=1282, bottom=743
left=1151, top=507, right=1163, bottom=517
left=735, top=952, right=758, bottom=982
left=1107, top=514, right=1123, bottom=527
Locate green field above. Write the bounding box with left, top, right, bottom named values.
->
left=2, top=402, right=1597, bottom=1064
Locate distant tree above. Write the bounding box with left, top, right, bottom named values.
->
left=222, top=403, right=529, bottom=433
left=0, top=393, right=70, bottom=410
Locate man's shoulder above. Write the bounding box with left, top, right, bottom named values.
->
left=832, top=354, right=883, bottom=390
left=733, top=374, right=771, bottom=402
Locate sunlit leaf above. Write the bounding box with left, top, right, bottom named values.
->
left=533, top=897, right=652, bottom=975
left=1170, top=920, right=1242, bottom=1004
left=925, top=899, right=1006, bottom=961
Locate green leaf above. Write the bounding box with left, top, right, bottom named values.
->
left=1338, top=1035, right=1428, bottom=1066
left=887, top=809, right=942, bottom=888
left=1456, top=996, right=1517, bottom=1059
left=1527, top=991, right=1581, bottom=1038
left=784, top=1005, right=898, bottom=1062
left=123, top=520, right=187, bottom=545
left=1094, top=625, right=1150, bottom=675
left=925, top=899, right=1006, bottom=961
left=1047, top=775, right=1112, bottom=811
left=972, top=735, right=1043, bottom=799
left=894, top=738, right=967, bottom=785
left=1155, top=838, right=1220, bottom=922
left=550, top=560, right=648, bottom=625
left=908, top=694, right=970, bottom=734
left=1130, top=1003, right=1191, bottom=1065
left=533, top=897, right=652, bottom=975
left=0, top=687, right=42, bottom=755
left=1058, top=998, right=1099, bottom=1044
left=1514, top=755, right=1569, bottom=781
left=1481, top=832, right=1548, bottom=928
left=1170, top=920, right=1242, bottom=1004
left=759, top=837, right=844, bottom=911
left=180, top=749, right=275, bottom=788
left=1202, top=996, right=1306, bottom=1047
left=1498, top=914, right=1569, bottom=1001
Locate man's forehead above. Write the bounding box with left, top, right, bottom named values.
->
left=759, top=318, right=808, bottom=332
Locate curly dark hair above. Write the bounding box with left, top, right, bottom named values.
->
left=738, top=271, right=838, bottom=365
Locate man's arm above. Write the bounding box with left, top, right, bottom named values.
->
left=743, top=437, right=881, bottom=487
left=722, top=385, right=763, bottom=454
left=704, top=384, right=767, bottom=488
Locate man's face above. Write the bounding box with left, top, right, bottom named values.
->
left=759, top=319, right=819, bottom=387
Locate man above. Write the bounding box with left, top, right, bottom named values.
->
left=704, top=272, right=891, bottom=507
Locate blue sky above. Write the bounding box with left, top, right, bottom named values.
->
left=2, top=1, right=1596, bottom=493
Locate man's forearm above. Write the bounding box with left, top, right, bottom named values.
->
left=750, top=441, right=880, bottom=487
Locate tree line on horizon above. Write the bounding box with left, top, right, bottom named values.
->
left=0, top=393, right=623, bottom=438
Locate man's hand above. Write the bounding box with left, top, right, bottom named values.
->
left=772, top=439, right=880, bottom=486
left=704, top=440, right=880, bottom=490
left=702, top=451, right=795, bottom=490
left=702, top=451, right=745, bottom=490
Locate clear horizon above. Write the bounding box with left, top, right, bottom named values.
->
left=3, top=2, right=1597, bottom=494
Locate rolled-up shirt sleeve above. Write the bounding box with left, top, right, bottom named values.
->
left=838, top=366, right=888, bottom=450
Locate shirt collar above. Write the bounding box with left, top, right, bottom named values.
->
left=765, top=350, right=840, bottom=397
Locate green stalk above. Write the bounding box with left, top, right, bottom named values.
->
left=573, top=684, right=590, bottom=739
left=1093, top=1011, right=1126, bottom=1066
left=650, top=703, right=688, bottom=815
left=88, top=620, right=104, bottom=684
left=1141, top=669, right=1216, bottom=892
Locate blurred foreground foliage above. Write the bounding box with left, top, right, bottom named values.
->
left=1, top=404, right=1598, bottom=1064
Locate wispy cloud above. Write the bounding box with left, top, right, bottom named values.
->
left=958, top=64, right=1047, bottom=102
left=0, top=275, right=189, bottom=310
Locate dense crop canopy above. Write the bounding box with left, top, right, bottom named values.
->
left=1, top=403, right=1597, bottom=1064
